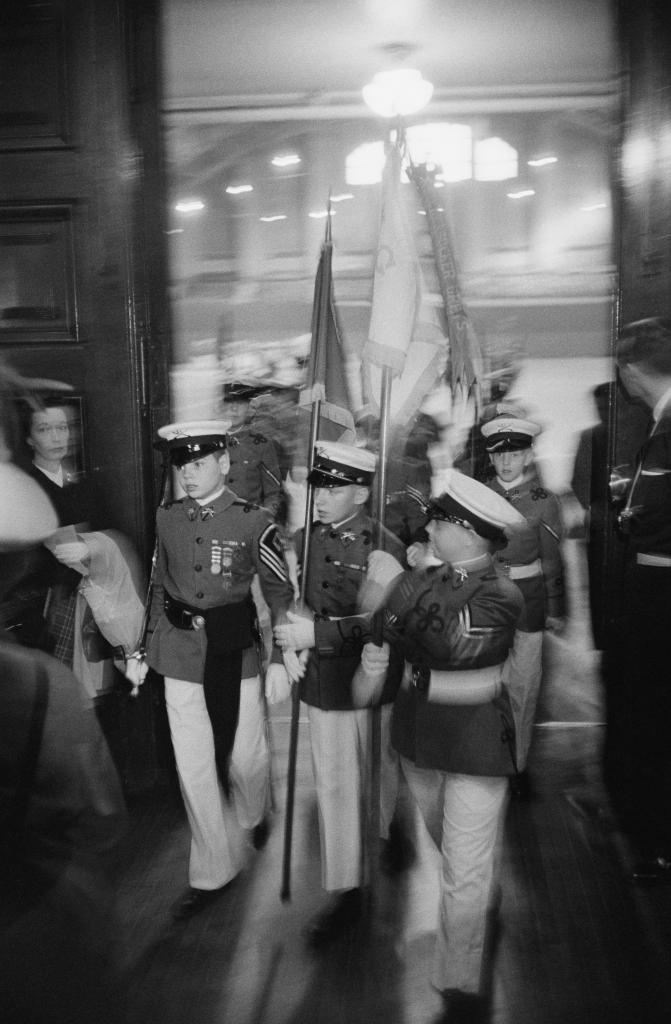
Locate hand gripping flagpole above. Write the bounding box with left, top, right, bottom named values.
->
left=130, top=445, right=171, bottom=697
left=280, top=209, right=332, bottom=902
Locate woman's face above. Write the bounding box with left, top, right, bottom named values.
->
left=28, top=407, right=70, bottom=465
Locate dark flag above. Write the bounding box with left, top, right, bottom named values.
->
left=407, top=160, right=483, bottom=412
left=298, top=220, right=356, bottom=445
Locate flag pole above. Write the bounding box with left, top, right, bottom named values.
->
left=281, top=209, right=332, bottom=903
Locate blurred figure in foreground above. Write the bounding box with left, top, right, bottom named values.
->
left=570, top=382, right=614, bottom=650
left=0, top=374, right=127, bottom=1024
left=610, top=317, right=671, bottom=883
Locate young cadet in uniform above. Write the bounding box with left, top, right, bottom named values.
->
left=274, top=441, right=406, bottom=946
left=480, top=411, right=566, bottom=791
left=380, top=471, right=525, bottom=1024
left=133, top=421, right=294, bottom=921
left=222, top=381, right=283, bottom=518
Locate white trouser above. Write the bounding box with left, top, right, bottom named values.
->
left=503, top=629, right=543, bottom=769
left=307, top=703, right=398, bottom=892
left=401, top=757, right=508, bottom=994
left=164, top=674, right=270, bottom=889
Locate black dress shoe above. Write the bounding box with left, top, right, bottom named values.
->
left=306, top=888, right=363, bottom=948
left=631, top=856, right=671, bottom=885
left=509, top=769, right=532, bottom=800
left=170, top=884, right=229, bottom=922
left=252, top=818, right=270, bottom=850
left=438, top=989, right=488, bottom=1024
left=380, top=820, right=416, bottom=875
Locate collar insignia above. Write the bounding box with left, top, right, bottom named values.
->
left=453, top=565, right=469, bottom=587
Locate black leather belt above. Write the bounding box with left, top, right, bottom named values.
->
left=164, top=592, right=208, bottom=631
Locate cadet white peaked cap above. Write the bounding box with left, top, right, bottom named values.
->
left=157, top=420, right=231, bottom=466
left=427, top=469, right=527, bottom=542
left=481, top=414, right=541, bottom=452
left=0, top=463, right=59, bottom=551
left=309, top=441, right=377, bottom=487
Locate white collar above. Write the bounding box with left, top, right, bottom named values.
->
left=196, top=485, right=226, bottom=506
left=34, top=463, right=64, bottom=487
left=496, top=473, right=525, bottom=492
left=332, top=510, right=360, bottom=530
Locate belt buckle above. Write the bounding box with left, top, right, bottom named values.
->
left=191, top=614, right=206, bottom=631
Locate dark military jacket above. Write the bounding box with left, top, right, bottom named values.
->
left=623, top=407, right=671, bottom=558
left=487, top=468, right=566, bottom=628
left=226, top=426, right=283, bottom=518
left=148, top=488, right=293, bottom=683
left=297, top=509, right=406, bottom=711
left=385, top=559, right=524, bottom=776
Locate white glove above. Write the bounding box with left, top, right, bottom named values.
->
left=283, top=648, right=309, bottom=684
left=52, top=540, right=91, bottom=574
left=351, top=642, right=390, bottom=708
left=124, top=655, right=148, bottom=696
left=265, top=662, right=292, bottom=705
left=274, top=610, right=315, bottom=651
left=406, top=541, right=443, bottom=570
left=360, top=641, right=390, bottom=674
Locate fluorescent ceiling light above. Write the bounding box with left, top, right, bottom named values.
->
left=527, top=156, right=558, bottom=167
left=260, top=215, right=287, bottom=223
left=174, top=199, right=204, bottom=213
left=507, top=189, right=536, bottom=199
left=226, top=184, right=254, bottom=195
left=271, top=154, right=301, bottom=167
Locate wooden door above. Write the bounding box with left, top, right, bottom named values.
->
left=0, top=0, right=171, bottom=788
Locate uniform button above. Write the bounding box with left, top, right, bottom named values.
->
left=325, top=555, right=331, bottom=562
left=196, top=537, right=204, bottom=545
left=196, top=592, right=204, bottom=599
left=194, top=564, right=202, bottom=572
left=322, top=607, right=329, bottom=615
left=322, top=581, right=329, bottom=589
left=330, top=531, right=337, bottom=539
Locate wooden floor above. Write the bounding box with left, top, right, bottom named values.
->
left=111, top=543, right=671, bottom=1024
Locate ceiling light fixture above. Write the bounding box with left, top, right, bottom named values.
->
left=362, top=67, right=433, bottom=119
left=271, top=154, right=301, bottom=168
left=174, top=199, right=205, bottom=213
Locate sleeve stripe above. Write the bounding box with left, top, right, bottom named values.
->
left=541, top=521, right=560, bottom=541
left=259, top=523, right=289, bottom=581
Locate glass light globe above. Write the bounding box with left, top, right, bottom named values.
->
left=362, top=68, right=433, bottom=118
